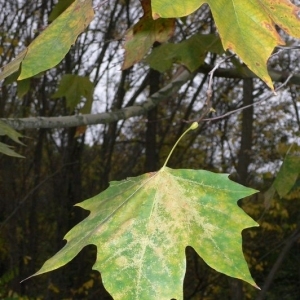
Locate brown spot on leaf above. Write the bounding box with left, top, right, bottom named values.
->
left=282, top=27, right=289, bottom=33
left=294, top=9, right=300, bottom=19
left=152, top=12, right=160, bottom=20
left=226, top=43, right=234, bottom=51
left=262, top=21, right=273, bottom=31
left=255, top=62, right=260, bottom=66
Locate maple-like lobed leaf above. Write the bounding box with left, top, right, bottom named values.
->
left=122, top=0, right=175, bottom=70
left=52, top=74, right=94, bottom=113
left=31, top=167, right=258, bottom=299
left=145, top=33, right=223, bottom=72
left=18, top=0, right=94, bottom=80
left=152, top=0, right=300, bottom=89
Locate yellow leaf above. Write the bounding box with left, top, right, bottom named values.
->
left=152, top=0, right=300, bottom=89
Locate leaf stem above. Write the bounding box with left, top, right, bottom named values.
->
left=162, top=122, right=198, bottom=169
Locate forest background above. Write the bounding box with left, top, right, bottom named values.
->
left=0, top=0, right=300, bottom=299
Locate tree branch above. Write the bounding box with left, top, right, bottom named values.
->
left=2, top=64, right=300, bottom=130
left=199, top=63, right=300, bottom=85
left=1, top=69, right=194, bottom=130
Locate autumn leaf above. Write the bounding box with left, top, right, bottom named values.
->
left=274, top=154, right=300, bottom=197
left=0, top=120, right=24, bottom=158
left=17, top=0, right=94, bottom=80
left=52, top=74, right=94, bottom=113
left=145, top=33, right=223, bottom=72
left=0, top=49, right=27, bottom=81
left=122, top=0, right=175, bottom=69
left=29, top=167, right=258, bottom=299
left=151, top=0, right=300, bottom=89
left=48, top=0, right=75, bottom=21
left=265, top=145, right=300, bottom=207
left=0, top=0, right=93, bottom=81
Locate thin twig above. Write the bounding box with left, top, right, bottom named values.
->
left=201, top=72, right=294, bottom=122
left=183, top=55, right=234, bottom=124
left=271, top=45, right=300, bottom=58
left=93, top=0, right=109, bottom=10
left=198, top=55, right=235, bottom=122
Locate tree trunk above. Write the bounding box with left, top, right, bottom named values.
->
left=144, top=67, right=160, bottom=172
left=230, top=78, right=254, bottom=300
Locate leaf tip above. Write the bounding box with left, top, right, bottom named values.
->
left=20, top=272, right=36, bottom=284
left=254, top=283, right=261, bottom=290
left=152, top=12, right=160, bottom=20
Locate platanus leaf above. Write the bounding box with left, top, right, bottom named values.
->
left=273, top=145, right=300, bottom=198
left=52, top=74, right=94, bottom=113
left=122, top=0, right=175, bottom=69
left=28, top=167, right=258, bottom=299
left=145, top=33, right=223, bottom=72
left=151, top=0, right=300, bottom=89
left=0, top=142, right=24, bottom=158
left=0, top=49, right=27, bottom=82
left=48, top=0, right=75, bottom=21
left=0, top=120, right=24, bottom=158
left=0, top=120, right=23, bottom=145
left=264, top=145, right=300, bottom=207
left=17, top=0, right=94, bottom=80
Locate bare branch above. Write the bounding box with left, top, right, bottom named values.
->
left=198, top=55, right=235, bottom=122
left=1, top=64, right=299, bottom=130
left=202, top=72, right=294, bottom=122
left=1, top=70, right=194, bottom=130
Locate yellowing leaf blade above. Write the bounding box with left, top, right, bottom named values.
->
left=0, top=49, right=27, bottom=81
left=48, top=0, right=75, bottom=21
left=18, top=0, right=94, bottom=80
left=122, top=0, right=175, bottom=70
left=151, top=0, right=201, bottom=18
left=30, top=167, right=258, bottom=299
left=152, top=0, right=300, bottom=89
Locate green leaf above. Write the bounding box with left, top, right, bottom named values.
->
left=17, top=79, right=31, bottom=98
left=18, top=0, right=94, bottom=80
left=0, top=120, right=23, bottom=145
left=48, top=0, right=75, bottom=22
left=0, top=142, right=24, bottom=158
left=273, top=151, right=300, bottom=198
left=264, top=145, right=300, bottom=207
left=0, top=49, right=27, bottom=81
left=0, top=120, right=24, bottom=158
left=152, top=0, right=200, bottom=19
left=122, top=0, right=175, bottom=70
left=52, top=74, right=94, bottom=113
left=145, top=33, right=223, bottom=72
left=30, top=167, right=258, bottom=299
left=151, top=0, right=300, bottom=89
